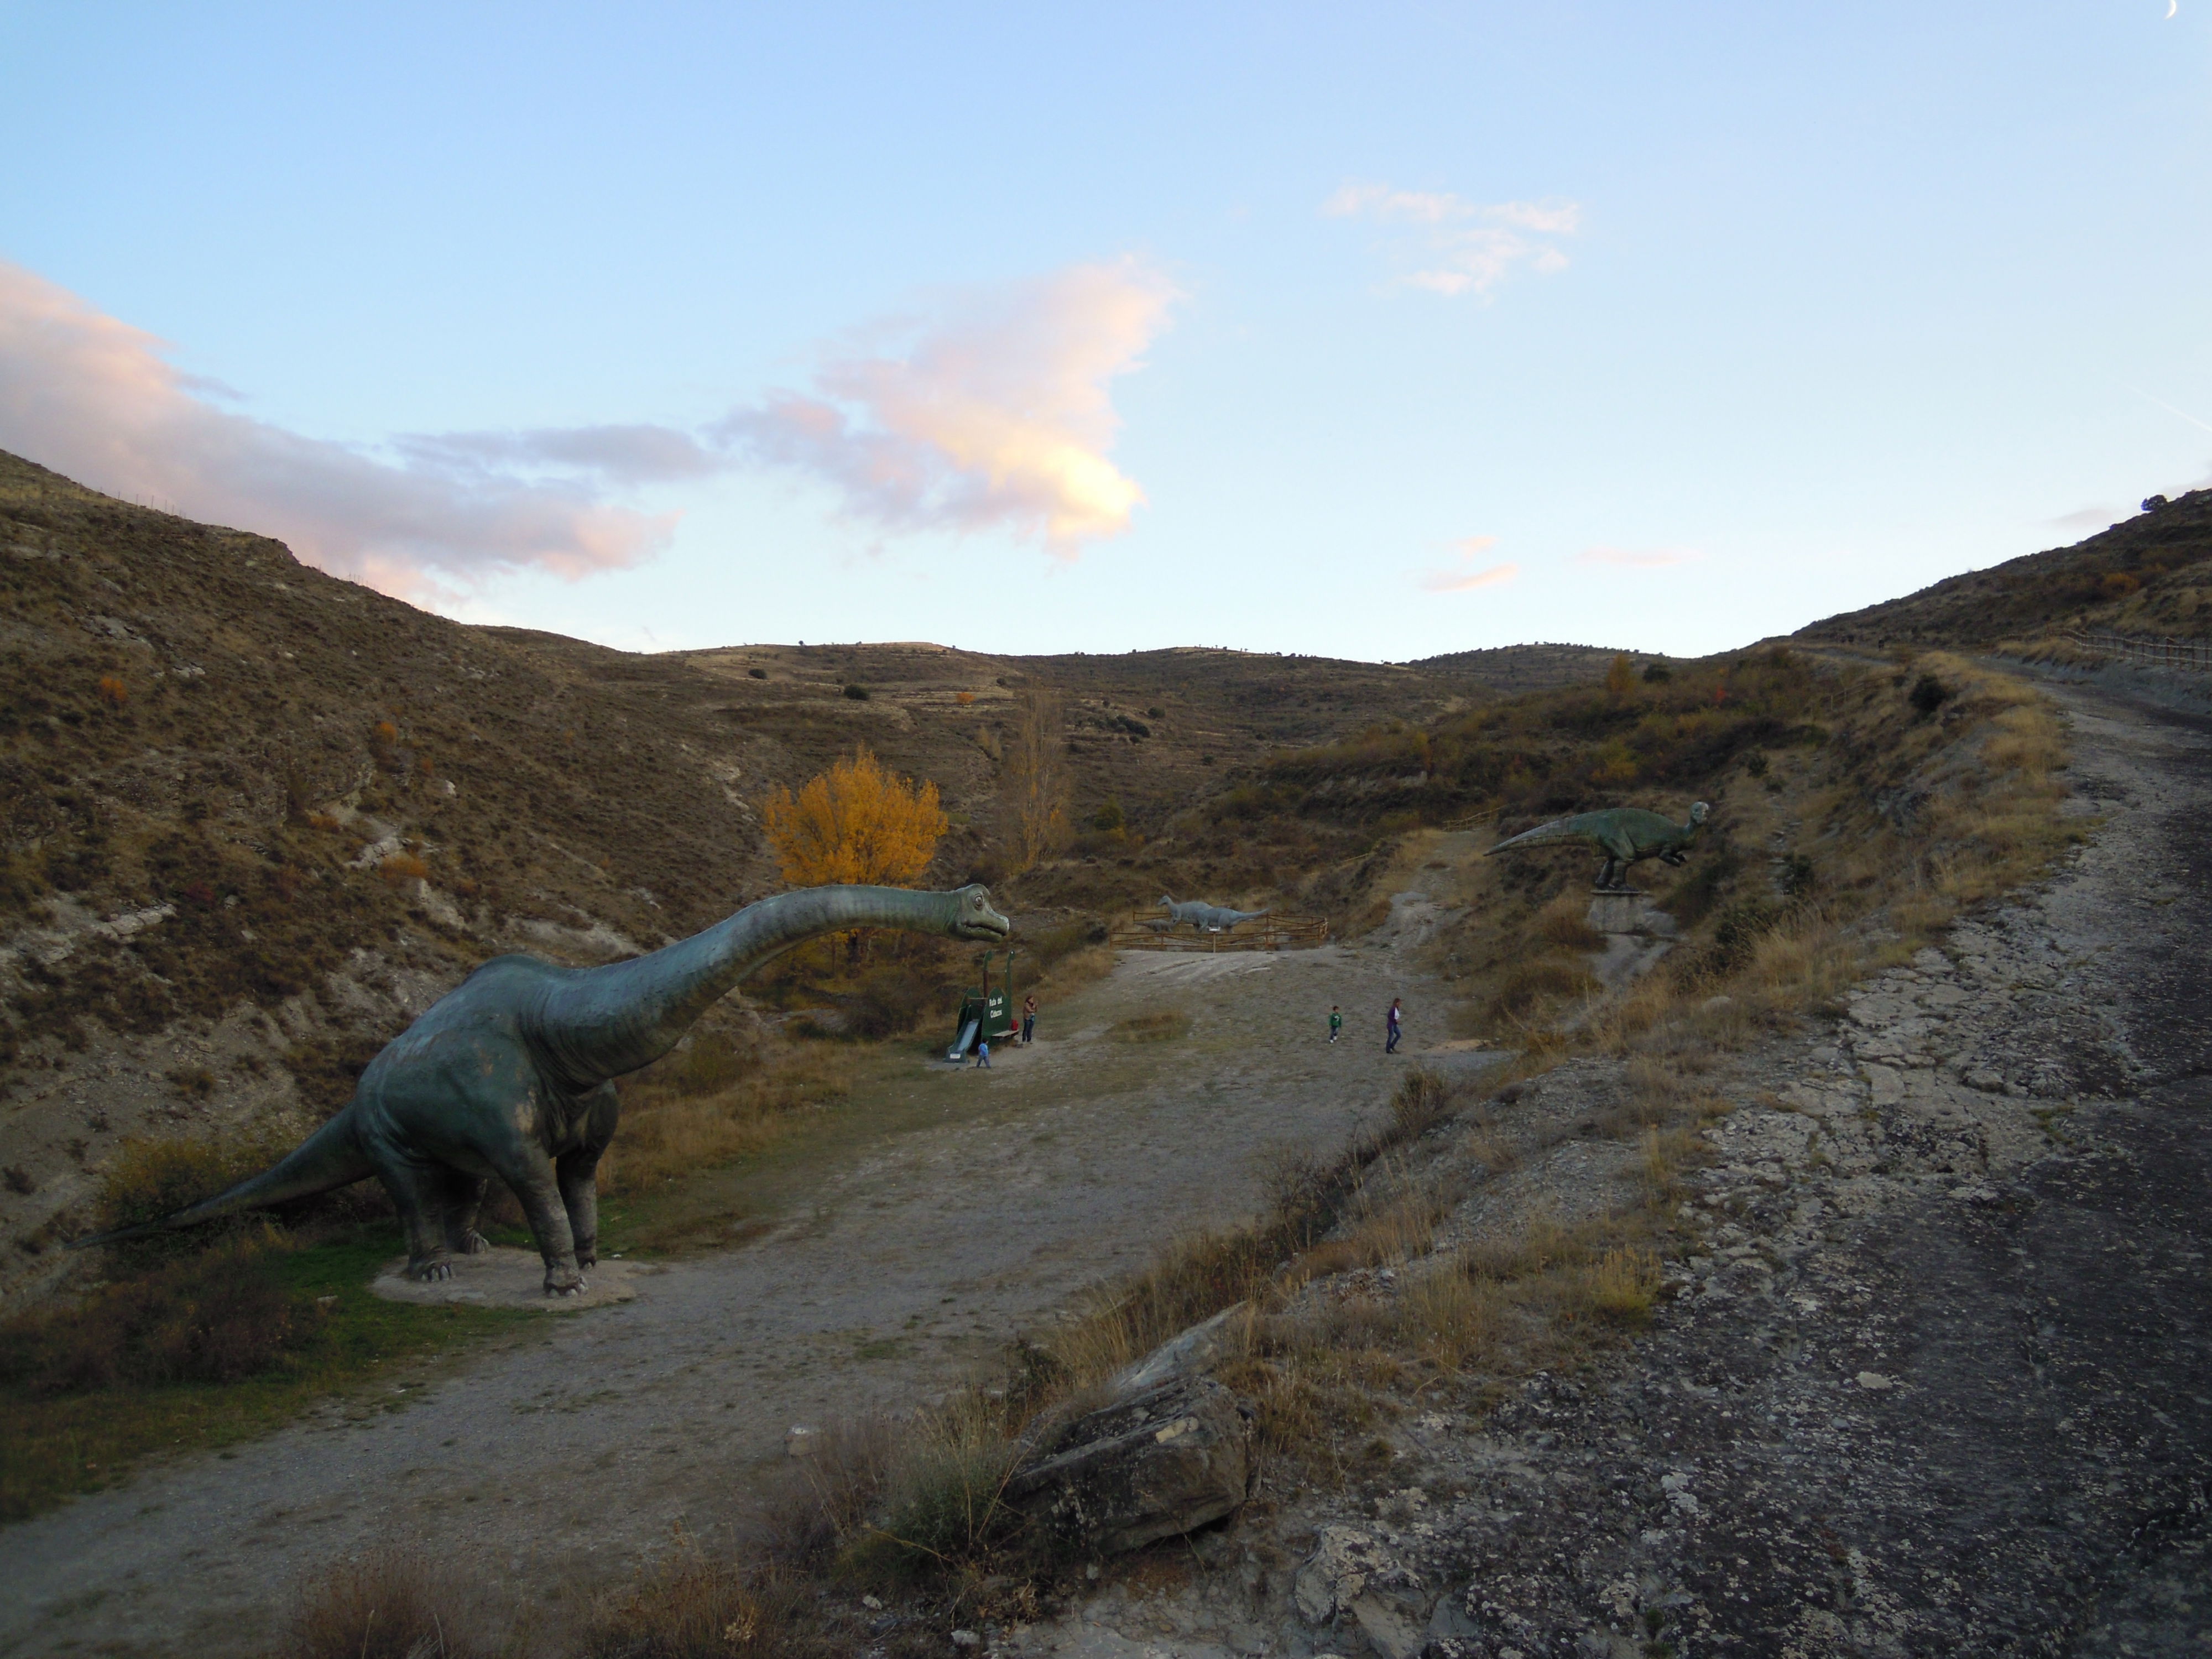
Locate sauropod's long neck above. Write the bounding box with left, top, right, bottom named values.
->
left=529, top=886, right=956, bottom=1085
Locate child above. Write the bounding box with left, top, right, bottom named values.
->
left=974, top=1039, right=992, bottom=1069
left=1021, top=994, right=1038, bottom=1045
left=1386, top=998, right=1403, bottom=1054
left=1328, top=1005, right=1343, bottom=1044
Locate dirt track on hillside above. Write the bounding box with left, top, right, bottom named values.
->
left=996, top=670, right=2212, bottom=1659
left=1, top=851, right=1495, bottom=1659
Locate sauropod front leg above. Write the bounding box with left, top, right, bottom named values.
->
left=556, top=1084, right=619, bottom=1270
left=491, top=1143, right=588, bottom=1296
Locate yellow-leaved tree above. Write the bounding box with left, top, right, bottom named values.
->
left=1605, top=652, right=1637, bottom=701
left=760, top=745, right=948, bottom=889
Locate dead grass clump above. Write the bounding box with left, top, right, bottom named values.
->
left=1395, top=1262, right=1504, bottom=1370
left=854, top=1399, right=1022, bottom=1578
left=279, top=1545, right=502, bottom=1659
left=1485, top=954, right=1600, bottom=1024
left=1535, top=895, right=1606, bottom=952
left=583, top=1545, right=827, bottom=1659
left=750, top=1416, right=899, bottom=1568
left=1106, top=1010, right=1192, bottom=1042
left=1564, top=1247, right=1663, bottom=1326
left=1389, top=1067, right=1452, bottom=1140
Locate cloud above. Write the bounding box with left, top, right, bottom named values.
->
left=0, top=261, right=677, bottom=602
left=1325, top=184, right=1580, bottom=298
left=2048, top=505, right=2121, bottom=534
left=721, top=258, right=1181, bottom=557
left=1575, top=546, right=1701, bottom=568
left=1420, top=536, right=1519, bottom=592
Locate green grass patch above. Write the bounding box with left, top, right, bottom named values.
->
left=0, top=1225, right=539, bottom=1524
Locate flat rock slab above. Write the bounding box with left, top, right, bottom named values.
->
left=368, top=1246, right=648, bottom=1310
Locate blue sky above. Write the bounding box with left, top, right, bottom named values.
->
left=2, top=2, right=2207, bottom=660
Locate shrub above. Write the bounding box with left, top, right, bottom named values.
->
left=378, top=852, right=430, bottom=884
left=1908, top=674, right=1953, bottom=717
left=1093, top=797, right=1125, bottom=833
left=748, top=667, right=768, bottom=679
left=1641, top=662, right=1673, bottom=684
left=95, top=676, right=128, bottom=708
left=0, top=1235, right=313, bottom=1393
left=281, top=1546, right=498, bottom=1659
left=1744, top=752, right=1768, bottom=778
left=93, top=1129, right=290, bottom=1269
left=954, top=690, right=975, bottom=704
left=841, top=683, right=870, bottom=701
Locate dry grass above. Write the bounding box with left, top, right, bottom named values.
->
left=1105, top=1010, right=1193, bottom=1043
left=278, top=1545, right=513, bottom=1659
left=599, top=1031, right=853, bottom=1196
left=582, top=1542, right=831, bottom=1659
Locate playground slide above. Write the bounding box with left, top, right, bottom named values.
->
left=946, top=1018, right=979, bottom=1062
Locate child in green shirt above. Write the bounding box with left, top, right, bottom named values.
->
left=1328, top=1005, right=1343, bottom=1044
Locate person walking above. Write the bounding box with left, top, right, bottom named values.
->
left=1328, top=1005, right=1343, bottom=1044
left=974, top=1038, right=992, bottom=1069
left=1021, top=994, right=1038, bottom=1045
left=1386, top=998, right=1403, bottom=1055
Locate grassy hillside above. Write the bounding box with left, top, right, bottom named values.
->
left=1798, top=487, right=2212, bottom=648
left=0, top=451, right=1517, bottom=1300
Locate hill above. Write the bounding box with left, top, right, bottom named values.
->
left=0, top=451, right=1496, bottom=1300
left=1411, top=641, right=1673, bottom=689
left=1798, top=487, right=2212, bottom=649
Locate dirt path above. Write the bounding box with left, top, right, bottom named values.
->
left=999, top=671, right=2212, bottom=1659
left=2, top=847, right=1496, bottom=1658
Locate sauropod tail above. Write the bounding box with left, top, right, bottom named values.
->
left=66, top=1109, right=373, bottom=1251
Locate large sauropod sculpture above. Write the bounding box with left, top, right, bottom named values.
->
left=72, top=884, right=1011, bottom=1294
left=1159, top=895, right=1270, bottom=932
left=1484, top=802, right=1709, bottom=893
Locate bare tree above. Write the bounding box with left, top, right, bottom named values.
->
left=999, top=690, right=1070, bottom=875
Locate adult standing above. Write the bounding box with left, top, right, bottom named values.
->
left=1386, top=998, right=1403, bottom=1055
left=1021, top=993, right=1038, bottom=1045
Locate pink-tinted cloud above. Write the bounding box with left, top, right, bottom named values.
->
left=721, top=258, right=1181, bottom=556
left=0, top=261, right=677, bottom=602
left=1325, top=184, right=1580, bottom=299
left=1420, top=536, right=1519, bottom=592
left=1575, top=546, right=1701, bottom=568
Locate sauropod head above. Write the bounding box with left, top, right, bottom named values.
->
left=948, top=884, right=1013, bottom=941
left=1688, top=801, right=1710, bottom=824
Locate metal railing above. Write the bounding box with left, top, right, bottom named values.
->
left=2069, top=631, right=2212, bottom=672
left=1108, top=914, right=1332, bottom=953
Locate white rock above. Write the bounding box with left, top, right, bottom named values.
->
left=1855, top=1371, right=1895, bottom=1391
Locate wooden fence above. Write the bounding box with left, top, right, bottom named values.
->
left=1108, top=913, right=1332, bottom=953
left=2069, top=631, right=2212, bottom=672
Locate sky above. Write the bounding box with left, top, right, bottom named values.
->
left=2, top=2, right=2208, bottom=661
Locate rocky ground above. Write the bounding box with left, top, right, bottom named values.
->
left=1000, top=673, right=2212, bottom=1656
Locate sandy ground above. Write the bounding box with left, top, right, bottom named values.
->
left=3, top=847, right=1496, bottom=1658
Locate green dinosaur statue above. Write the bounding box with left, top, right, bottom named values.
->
left=72, top=884, right=1010, bottom=1295
left=1484, top=802, right=1710, bottom=893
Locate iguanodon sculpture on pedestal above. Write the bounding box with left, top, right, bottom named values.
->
left=72, top=884, right=1011, bottom=1295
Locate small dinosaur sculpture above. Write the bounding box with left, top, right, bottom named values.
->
left=72, top=884, right=1010, bottom=1294
left=1159, top=895, right=1270, bottom=932
left=1484, top=802, right=1710, bottom=893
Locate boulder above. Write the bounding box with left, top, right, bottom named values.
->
left=1004, top=1374, right=1257, bottom=1555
